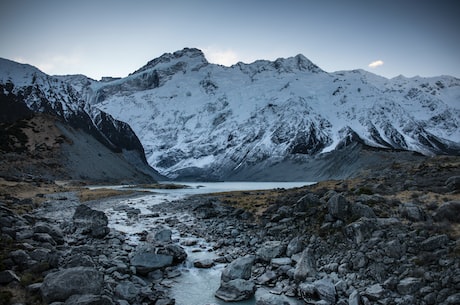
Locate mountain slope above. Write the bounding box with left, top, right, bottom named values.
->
left=0, top=58, right=163, bottom=183
left=76, top=48, right=459, bottom=180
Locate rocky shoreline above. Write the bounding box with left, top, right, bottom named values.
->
left=0, top=157, right=459, bottom=305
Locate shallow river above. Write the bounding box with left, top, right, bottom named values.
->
left=101, top=182, right=313, bottom=305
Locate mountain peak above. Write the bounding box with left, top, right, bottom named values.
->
left=132, top=48, right=208, bottom=75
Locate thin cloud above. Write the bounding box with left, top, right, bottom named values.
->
left=368, top=60, right=384, bottom=68
left=203, top=47, right=239, bottom=67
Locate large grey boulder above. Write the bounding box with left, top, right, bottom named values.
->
left=72, top=205, right=109, bottom=238
left=293, top=247, right=316, bottom=282
left=298, top=278, right=336, bottom=304
left=115, top=281, right=140, bottom=303
left=327, top=194, right=350, bottom=220
left=434, top=201, right=460, bottom=223
left=256, top=241, right=285, bottom=262
left=40, top=267, right=103, bottom=303
left=221, top=255, right=255, bottom=282
left=130, top=252, right=173, bottom=275
left=215, top=279, right=256, bottom=302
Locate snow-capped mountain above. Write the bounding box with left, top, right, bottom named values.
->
left=74, top=48, right=458, bottom=180
left=0, top=58, right=161, bottom=182
left=2, top=48, right=459, bottom=181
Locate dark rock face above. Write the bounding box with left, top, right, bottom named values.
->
left=130, top=253, right=173, bottom=275
left=215, top=279, right=256, bottom=302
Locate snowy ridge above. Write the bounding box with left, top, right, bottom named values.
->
left=79, top=48, right=459, bottom=179
left=2, top=49, right=459, bottom=180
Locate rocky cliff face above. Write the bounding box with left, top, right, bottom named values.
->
left=0, top=59, right=162, bottom=183
left=79, top=48, right=459, bottom=180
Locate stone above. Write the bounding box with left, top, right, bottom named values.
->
left=130, top=253, right=173, bottom=275
left=351, top=202, right=376, bottom=219
left=397, top=277, right=422, bottom=295
left=215, top=279, right=256, bottom=302
left=193, top=258, right=214, bottom=268
left=286, top=236, right=304, bottom=257
left=298, top=279, right=336, bottom=304
left=159, top=244, right=187, bottom=264
left=434, top=201, right=460, bottom=223
left=328, top=194, right=350, bottom=220
left=445, top=176, right=460, bottom=192
left=72, top=205, right=109, bottom=238
left=40, top=267, right=103, bottom=303
left=294, top=247, right=316, bottom=282
left=385, top=239, right=406, bottom=259
left=344, top=218, right=376, bottom=244
left=446, top=293, right=460, bottom=304
left=348, top=290, right=362, bottom=305
left=0, top=270, right=20, bottom=284
left=271, top=257, right=292, bottom=267
left=420, top=234, right=449, bottom=251
left=64, top=294, right=114, bottom=305
left=400, top=202, right=426, bottom=221
left=115, top=281, right=139, bottom=303
left=153, top=228, right=172, bottom=243
left=221, top=255, right=255, bottom=282
left=34, top=222, right=64, bottom=244
left=257, top=270, right=277, bottom=285
left=364, top=284, right=384, bottom=300
left=256, top=241, right=285, bottom=262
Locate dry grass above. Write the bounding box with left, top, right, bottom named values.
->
left=78, top=188, right=136, bottom=202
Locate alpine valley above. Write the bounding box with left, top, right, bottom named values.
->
left=1, top=47, right=460, bottom=181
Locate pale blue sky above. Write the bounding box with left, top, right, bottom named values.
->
left=1, top=0, right=459, bottom=80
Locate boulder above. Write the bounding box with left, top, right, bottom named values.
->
left=400, top=202, right=426, bottom=221
left=433, top=201, right=460, bottom=223
left=40, top=267, right=103, bottom=303
left=351, top=202, right=376, bottom=219
left=193, top=258, right=215, bottom=268
left=445, top=176, right=460, bottom=192
left=256, top=241, right=285, bottom=262
left=0, top=270, right=20, bottom=284
left=221, top=255, right=255, bottom=282
left=153, top=228, right=172, bottom=243
left=327, top=194, right=350, bottom=220
left=115, top=281, right=139, bottom=303
left=397, top=277, right=422, bottom=295
left=158, top=244, right=187, bottom=264
left=286, top=236, right=304, bottom=257
left=294, top=247, right=316, bottom=282
left=420, top=234, right=449, bottom=251
left=34, top=222, right=65, bottom=244
left=130, top=253, right=173, bottom=275
left=72, top=205, right=109, bottom=238
left=215, top=279, right=256, bottom=302
left=298, top=278, right=336, bottom=304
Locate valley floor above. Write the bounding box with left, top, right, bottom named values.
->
left=0, top=155, right=459, bottom=305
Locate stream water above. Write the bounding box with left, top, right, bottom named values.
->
left=98, top=182, right=313, bottom=305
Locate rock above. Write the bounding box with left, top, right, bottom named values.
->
left=257, top=270, right=277, bottom=285
left=34, top=222, right=64, bottom=244
left=215, top=279, right=256, bottom=302
left=434, top=201, right=460, bottom=223
left=72, top=205, right=109, bottom=238
left=400, top=202, right=426, bottom=221
left=256, top=241, right=285, bottom=262
left=446, top=293, right=460, bottom=304
left=221, top=255, right=255, bottom=282
left=385, top=239, right=406, bottom=259
left=64, top=294, right=114, bottom=305
left=115, top=281, right=139, bottom=303
left=193, top=258, right=214, bottom=268
left=294, top=247, right=316, bottom=282
left=286, top=236, right=304, bottom=257
left=271, top=257, right=292, bottom=267
left=153, top=228, right=172, bottom=243
left=255, top=287, right=297, bottom=305
left=40, top=267, right=103, bottom=303
left=130, top=253, right=173, bottom=275
left=348, top=290, right=362, bottom=305
left=158, top=244, right=187, bottom=264
left=397, top=277, right=422, bottom=295
left=0, top=270, right=20, bottom=284
left=445, top=176, right=460, bottom=192
left=420, top=234, right=449, bottom=251
left=350, top=202, right=376, bottom=219
left=328, top=194, right=350, bottom=220
left=298, top=279, right=336, bottom=304
left=9, top=249, right=31, bottom=266
left=363, top=284, right=384, bottom=301
left=344, top=218, right=376, bottom=244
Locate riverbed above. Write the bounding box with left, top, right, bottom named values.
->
left=95, top=182, right=313, bottom=305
